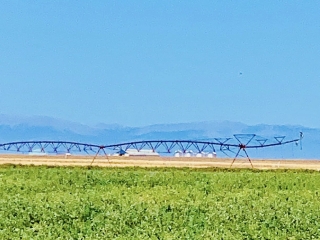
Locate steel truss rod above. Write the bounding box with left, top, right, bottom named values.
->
left=0, top=141, right=101, bottom=155
left=91, top=146, right=109, bottom=166
left=230, top=145, right=253, bottom=168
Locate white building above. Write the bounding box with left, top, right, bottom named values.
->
left=28, top=149, right=48, bottom=156
left=207, top=152, right=217, bottom=158
left=174, top=151, right=217, bottom=158
left=124, top=149, right=159, bottom=156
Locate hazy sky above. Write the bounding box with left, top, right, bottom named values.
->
left=1, top=1, right=319, bottom=127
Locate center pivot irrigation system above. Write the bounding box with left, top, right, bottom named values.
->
left=0, top=133, right=303, bottom=168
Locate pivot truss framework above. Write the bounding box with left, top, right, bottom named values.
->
left=0, top=133, right=302, bottom=168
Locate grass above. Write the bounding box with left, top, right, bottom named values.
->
left=0, top=165, right=320, bottom=239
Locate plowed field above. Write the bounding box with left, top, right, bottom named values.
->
left=0, top=155, right=319, bottom=170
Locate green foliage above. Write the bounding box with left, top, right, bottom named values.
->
left=0, top=165, right=320, bottom=239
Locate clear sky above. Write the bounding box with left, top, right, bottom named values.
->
left=0, top=1, right=319, bottom=127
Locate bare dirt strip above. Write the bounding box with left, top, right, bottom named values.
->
left=0, top=155, right=320, bottom=170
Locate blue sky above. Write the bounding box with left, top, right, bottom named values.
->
left=0, top=1, right=319, bottom=127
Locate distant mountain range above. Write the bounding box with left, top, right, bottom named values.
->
left=0, top=114, right=318, bottom=159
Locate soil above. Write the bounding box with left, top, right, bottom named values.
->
left=0, top=154, right=319, bottom=170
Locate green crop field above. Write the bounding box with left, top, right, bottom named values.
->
left=0, top=165, right=320, bottom=239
